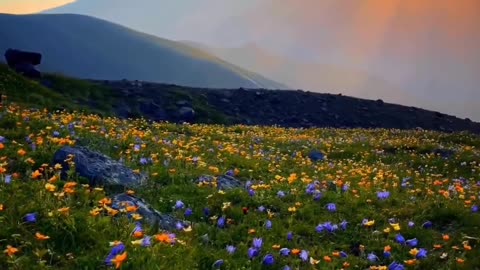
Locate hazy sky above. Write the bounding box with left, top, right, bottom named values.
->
left=1, top=0, right=479, bottom=120
left=0, top=0, right=74, bottom=14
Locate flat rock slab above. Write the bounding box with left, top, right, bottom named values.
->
left=196, top=175, right=243, bottom=190
left=112, top=193, right=181, bottom=231
left=53, top=146, right=146, bottom=189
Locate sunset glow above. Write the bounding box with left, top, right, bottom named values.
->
left=0, top=0, right=74, bottom=14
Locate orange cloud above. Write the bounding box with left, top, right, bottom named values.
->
left=0, top=0, right=75, bottom=14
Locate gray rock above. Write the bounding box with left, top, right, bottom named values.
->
left=177, top=106, right=195, bottom=121
left=112, top=193, right=181, bottom=231
left=53, top=146, right=147, bottom=190
left=195, top=174, right=243, bottom=190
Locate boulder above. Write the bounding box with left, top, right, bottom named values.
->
left=4, top=49, right=42, bottom=78
left=53, top=146, right=147, bottom=190
left=177, top=106, right=195, bottom=121
left=195, top=174, right=243, bottom=190
left=112, top=193, right=181, bottom=231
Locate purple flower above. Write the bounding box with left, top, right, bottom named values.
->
left=175, top=222, right=184, bottom=230
left=0, top=136, right=6, bottom=143
left=139, top=157, right=148, bottom=165
left=174, top=200, right=185, bottom=210
left=142, top=236, right=152, bottom=247
left=105, top=243, right=126, bottom=266
left=367, top=252, right=378, bottom=262
left=248, top=189, right=256, bottom=197
left=377, top=191, right=390, bottom=200
left=265, top=220, right=272, bottom=230
left=184, top=208, right=193, bottom=218
left=24, top=212, right=37, bottom=223
left=4, top=174, right=12, bottom=184
left=416, top=248, right=428, bottom=259
left=299, top=250, right=309, bottom=262
left=283, top=266, right=292, bottom=270
left=340, top=251, right=348, bottom=258
left=406, top=238, right=418, bottom=247
left=408, top=221, right=415, bottom=228
left=326, top=203, right=337, bottom=212
left=226, top=245, right=236, bottom=254
left=133, top=222, right=143, bottom=234
left=342, top=184, right=350, bottom=192
left=279, top=248, right=290, bottom=257
left=245, top=180, right=252, bottom=189
left=340, top=220, right=348, bottom=230
left=258, top=206, right=266, bottom=212
left=263, top=254, right=275, bottom=266
left=395, top=234, right=406, bottom=245
left=212, top=259, right=224, bottom=268
left=133, top=144, right=141, bottom=151
left=53, top=131, right=60, bottom=137
left=226, top=169, right=235, bottom=176
left=277, top=191, right=286, bottom=198
left=217, top=216, right=226, bottom=228
left=287, top=232, right=293, bottom=241
left=422, top=221, right=433, bottom=229
left=313, top=192, right=323, bottom=201
left=252, top=238, right=263, bottom=249
left=203, top=207, right=211, bottom=217
left=472, top=205, right=479, bottom=213
left=389, top=262, right=405, bottom=270
left=248, top=247, right=259, bottom=259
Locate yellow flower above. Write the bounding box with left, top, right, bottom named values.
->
left=45, top=183, right=57, bottom=192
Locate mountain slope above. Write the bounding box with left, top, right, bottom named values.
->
left=181, top=41, right=418, bottom=102
left=0, top=13, right=285, bottom=89
left=1, top=63, right=478, bottom=134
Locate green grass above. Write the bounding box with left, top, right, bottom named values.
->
left=0, top=99, right=479, bottom=269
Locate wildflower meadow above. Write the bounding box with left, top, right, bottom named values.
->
left=0, top=101, right=479, bottom=269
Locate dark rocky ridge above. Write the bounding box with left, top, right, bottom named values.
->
left=85, top=79, right=480, bottom=134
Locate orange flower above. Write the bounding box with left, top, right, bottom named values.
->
left=155, top=233, right=174, bottom=244
left=17, top=149, right=26, bottom=156
left=57, top=207, right=70, bottom=215
left=110, top=251, right=127, bottom=269
left=0, top=167, right=6, bottom=174
left=35, top=232, right=50, bottom=241
left=291, top=249, right=301, bottom=256
left=456, top=258, right=465, bottom=264
left=31, top=170, right=42, bottom=179
left=133, top=231, right=144, bottom=239
left=433, top=244, right=443, bottom=250
left=343, top=261, right=350, bottom=268
left=0, top=143, right=4, bottom=150
left=126, top=205, right=138, bottom=213
left=248, top=229, right=256, bottom=235
left=0, top=204, right=4, bottom=211
left=323, top=255, right=332, bottom=262
left=384, top=245, right=391, bottom=252
left=442, top=234, right=450, bottom=241
left=48, top=175, right=58, bottom=183
left=126, top=190, right=135, bottom=195
left=404, top=259, right=416, bottom=266
left=4, top=245, right=19, bottom=257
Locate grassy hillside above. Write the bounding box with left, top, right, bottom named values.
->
left=0, top=100, right=479, bottom=269
left=0, top=13, right=285, bottom=89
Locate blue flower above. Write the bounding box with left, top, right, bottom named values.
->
left=472, top=205, right=479, bottom=213
left=406, top=238, right=418, bottom=247
left=176, top=222, right=184, bottom=230
left=416, top=248, right=428, bottom=259
left=388, top=261, right=405, bottom=270
left=313, top=192, right=323, bottom=201
left=24, top=212, right=37, bottom=224
left=299, top=250, right=309, bottom=261
left=265, top=220, right=272, bottom=230
left=258, top=206, right=266, bottom=212
left=340, top=251, right=348, bottom=258
left=252, top=238, right=263, bottom=249
left=287, top=232, right=293, bottom=241
left=263, top=254, right=275, bottom=266
left=395, top=234, right=406, bottom=245
left=226, top=169, right=235, bottom=176
left=4, top=174, right=11, bottom=184
left=174, top=200, right=185, bottom=210
left=53, top=131, right=60, bottom=137
left=248, top=189, right=256, bottom=197
left=139, top=157, right=148, bottom=165
left=277, top=191, right=286, bottom=198
left=248, top=247, right=259, bottom=259
left=384, top=251, right=391, bottom=259
left=340, top=220, right=348, bottom=230
left=283, top=266, right=292, bottom=270
left=279, top=248, right=290, bottom=257
left=217, top=216, right=226, bottom=228
left=105, top=243, right=126, bottom=266
left=226, top=245, right=236, bottom=254
left=367, top=252, right=378, bottom=262
left=377, top=191, right=390, bottom=200
left=408, top=221, right=415, bottom=228
left=203, top=207, right=211, bottom=217
left=326, top=203, right=337, bottom=212
left=212, top=259, right=224, bottom=268
left=184, top=208, right=193, bottom=218
left=142, top=236, right=152, bottom=247
left=422, top=221, right=433, bottom=229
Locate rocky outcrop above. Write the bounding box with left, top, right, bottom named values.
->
left=53, top=146, right=181, bottom=231
left=4, top=49, right=42, bottom=78
left=195, top=175, right=243, bottom=190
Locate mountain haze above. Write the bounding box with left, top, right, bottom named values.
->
left=0, top=13, right=285, bottom=89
